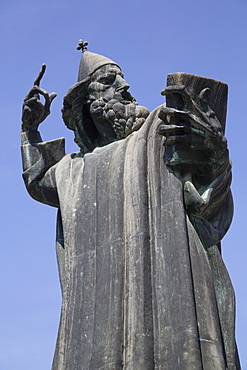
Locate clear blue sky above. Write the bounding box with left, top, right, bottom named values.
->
left=0, top=0, right=246, bottom=368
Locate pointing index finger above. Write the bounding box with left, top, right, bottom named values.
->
left=33, top=64, right=46, bottom=87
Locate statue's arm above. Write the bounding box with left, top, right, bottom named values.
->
left=21, top=132, right=65, bottom=207
left=21, top=65, right=65, bottom=207
left=183, top=163, right=233, bottom=242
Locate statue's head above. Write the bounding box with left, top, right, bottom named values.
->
left=62, top=40, right=149, bottom=153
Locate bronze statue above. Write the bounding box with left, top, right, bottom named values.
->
left=21, top=40, right=240, bottom=369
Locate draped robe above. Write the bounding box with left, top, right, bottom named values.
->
left=21, top=106, right=240, bottom=369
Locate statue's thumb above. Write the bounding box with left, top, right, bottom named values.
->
left=199, top=88, right=211, bottom=113
left=49, top=92, right=57, bottom=103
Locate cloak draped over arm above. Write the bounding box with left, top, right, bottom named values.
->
left=21, top=130, right=65, bottom=207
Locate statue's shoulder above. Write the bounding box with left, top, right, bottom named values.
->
left=58, top=151, right=83, bottom=165
left=55, top=152, right=84, bottom=181
left=134, top=103, right=165, bottom=136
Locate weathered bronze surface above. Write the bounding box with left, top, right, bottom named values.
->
left=21, top=41, right=240, bottom=369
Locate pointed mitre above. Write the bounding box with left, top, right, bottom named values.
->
left=77, top=40, right=120, bottom=81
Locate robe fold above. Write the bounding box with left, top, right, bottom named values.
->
left=21, top=106, right=240, bottom=369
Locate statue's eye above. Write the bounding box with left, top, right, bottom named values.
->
left=99, top=75, right=115, bottom=85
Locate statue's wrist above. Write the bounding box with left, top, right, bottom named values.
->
left=21, top=130, right=42, bottom=144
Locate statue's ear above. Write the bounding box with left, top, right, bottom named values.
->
left=199, top=88, right=211, bottom=113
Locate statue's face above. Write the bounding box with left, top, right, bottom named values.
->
left=88, top=64, right=130, bottom=103
left=87, top=64, right=149, bottom=146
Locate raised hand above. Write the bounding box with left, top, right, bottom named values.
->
left=21, top=64, right=57, bottom=131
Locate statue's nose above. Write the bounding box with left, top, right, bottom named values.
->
left=116, top=75, right=130, bottom=91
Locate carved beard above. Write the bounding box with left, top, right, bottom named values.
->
left=89, top=91, right=150, bottom=140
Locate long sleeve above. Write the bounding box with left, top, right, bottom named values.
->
left=21, top=130, right=65, bottom=207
